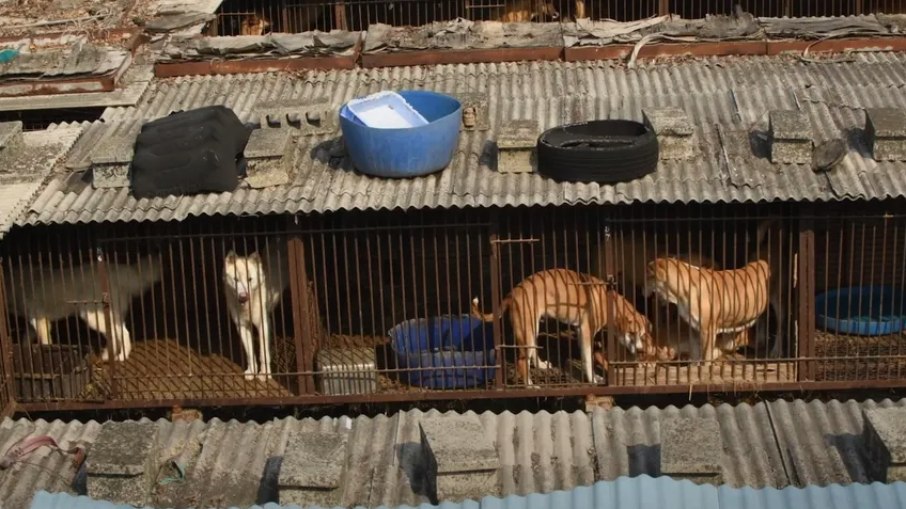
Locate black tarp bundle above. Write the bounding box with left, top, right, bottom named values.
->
left=131, top=105, right=252, bottom=199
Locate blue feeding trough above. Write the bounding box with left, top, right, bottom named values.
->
left=815, top=285, right=906, bottom=336
left=389, top=314, right=496, bottom=389
left=338, top=90, right=462, bottom=178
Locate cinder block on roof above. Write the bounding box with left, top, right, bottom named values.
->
left=866, top=108, right=906, bottom=161
left=86, top=421, right=160, bottom=507
left=863, top=407, right=906, bottom=482
left=244, top=127, right=297, bottom=188
left=496, top=119, right=538, bottom=174
left=660, top=417, right=724, bottom=485
left=420, top=413, right=500, bottom=502
left=769, top=110, right=813, bottom=164
left=278, top=430, right=349, bottom=507
left=255, top=97, right=337, bottom=136
left=0, top=121, right=22, bottom=150
left=643, top=107, right=697, bottom=160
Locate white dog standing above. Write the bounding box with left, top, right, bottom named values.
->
left=4, top=254, right=162, bottom=362
left=223, top=243, right=289, bottom=381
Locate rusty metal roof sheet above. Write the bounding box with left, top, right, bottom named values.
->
left=16, top=52, right=906, bottom=227
left=2, top=398, right=906, bottom=509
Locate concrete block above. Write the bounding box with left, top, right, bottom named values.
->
left=86, top=421, right=160, bottom=507
left=660, top=417, right=723, bottom=485
left=452, top=92, right=489, bottom=131
left=497, top=119, right=539, bottom=174
left=643, top=107, right=697, bottom=160
left=769, top=110, right=813, bottom=164
left=0, top=121, right=23, bottom=150
left=278, top=430, right=349, bottom=507
left=245, top=127, right=297, bottom=189
left=866, top=108, right=906, bottom=161
left=863, top=407, right=906, bottom=482
left=420, top=414, right=500, bottom=502
left=255, top=97, right=337, bottom=135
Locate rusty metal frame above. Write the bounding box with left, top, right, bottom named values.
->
left=0, top=257, right=15, bottom=417
left=488, top=208, right=505, bottom=389
left=287, top=227, right=317, bottom=394
left=797, top=205, right=817, bottom=382
left=95, top=247, right=120, bottom=400
left=361, top=46, right=564, bottom=69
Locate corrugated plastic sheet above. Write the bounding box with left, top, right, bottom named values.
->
left=19, top=52, right=906, bottom=227
left=3, top=398, right=906, bottom=509
left=27, top=475, right=906, bottom=509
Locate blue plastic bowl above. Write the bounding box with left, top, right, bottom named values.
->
left=389, top=314, right=496, bottom=389
left=339, top=90, right=462, bottom=178
left=815, top=286, right=906, bottom=336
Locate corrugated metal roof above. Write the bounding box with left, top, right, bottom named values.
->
left=27, top=475, right=906, bottom=509
left=3, top=398, right=906, bottom=509
left=16, top=52, right=906, bottom=227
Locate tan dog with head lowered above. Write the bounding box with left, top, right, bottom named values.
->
left=497, top=0, right=559, bottom=22
left=643, top=257, right=770, bottom=368
left=239, top=13, right=271, bottom=36
left=471, top=268, right=653, bottom=386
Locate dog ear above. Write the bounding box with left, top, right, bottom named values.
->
left=225, top=250, right=237, bottom=262
left=247, top=252, right=262, bottom=263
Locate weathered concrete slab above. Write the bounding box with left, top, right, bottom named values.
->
left=769, top=110, right=812, bottom=164
left=0, top=121, right=22, bottom=150
left=245, top=128, right=297, bottom=189
left=86, top=421, right=160, bottom=507
left=866, top=108, right=906, bottom=161
left=255, top=97, right=338, bottom=135
left=279, top=430, right=349, bottom=507
left=643, top=107, right=697, bottom=160
left=863, top=407, right=906, bottom=482
left=497, top=119, right=538, bottom=174
left=420, top=413, right=500, bottom=502
left=660, top=417, right=724, bottom=485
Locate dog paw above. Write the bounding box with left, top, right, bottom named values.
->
left=593, top=374, right=605, bottom=384
left=244, top=370, right=259, bottom=381
left=536, top=360, right=552, bottom=369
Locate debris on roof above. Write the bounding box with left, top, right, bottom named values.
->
left=363, top=20, right=563, bottom=53
left=162, top=32, right=363, bottom=62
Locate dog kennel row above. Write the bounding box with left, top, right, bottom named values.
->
left=2, top=202, right=906, bottom=410
left=207, top=0, right=906, bottom=35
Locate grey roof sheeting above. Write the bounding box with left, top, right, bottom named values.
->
left=32, top=476, right=906, bottom=509
left=3, top=398, right=906, bottom=509
left=17, top=51, right=906, bottom=227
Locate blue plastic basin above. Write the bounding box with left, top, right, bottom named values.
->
left=339, top=90, right=462, bottom=178
left=815, top=285, right=906, bottom=336
left=389, top=314, right=496, bottom=389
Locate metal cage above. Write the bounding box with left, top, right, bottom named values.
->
left=206, top=0, right=906, bottom=35
left=4, top=201, right=906, bottom=412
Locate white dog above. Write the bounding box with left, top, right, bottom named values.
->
left=4, top=254, right=162, bottom=362
left=223, top=243, right=289, bottom=381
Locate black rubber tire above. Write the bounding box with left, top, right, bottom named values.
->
left=536, top=119, right=659, bottom=184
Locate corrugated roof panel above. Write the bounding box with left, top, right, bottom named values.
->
left=5, top=399, right=906, bottom=509
left=14, top=53, right=906, bottom=227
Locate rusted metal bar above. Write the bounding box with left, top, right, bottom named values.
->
left=798, top=206, right=816, bottom=382
left=287, top=228, right=316, bottom=394
left=489, top=209, right=505, bottom=389
left=602, top=216, right=618, bottom=386
left=20, top=374, right=906, bottom=414
left=95, top=247, right=119, bottom=399
left=0, top=258, right=14, bottom=416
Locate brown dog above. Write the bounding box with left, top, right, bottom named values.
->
left=750, top=219, right=789, bottom=358
left=471, top=268, right=653, bottom=386
left=643, top=258, right=770, bottom=368
left=498, top=0, right=559, bottom=22
left=240, top=13, right=271, bottom=36
left=593, top=237, right=720, bottom=295
left=646, top=310, right=754, bottom=362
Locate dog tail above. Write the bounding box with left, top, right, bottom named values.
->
left=470, top=295, right=510, bottom=322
